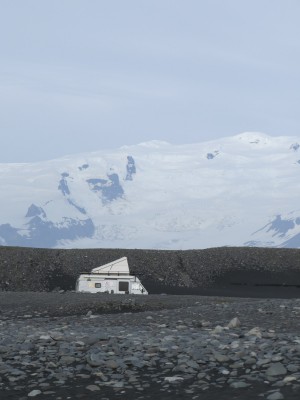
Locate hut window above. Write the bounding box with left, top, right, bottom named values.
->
left=95, top=283, right=101, bottom=288
left=119, top=281, right=129, bottom=292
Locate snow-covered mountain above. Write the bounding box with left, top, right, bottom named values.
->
left=1, top=132, right=300, bottom=249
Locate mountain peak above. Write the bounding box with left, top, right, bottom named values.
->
left=137, top=140, right=171, bottom=148
left=234, top=131, right=272, bottom=144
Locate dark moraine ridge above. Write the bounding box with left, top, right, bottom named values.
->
left=1, top=246, right=300, bottom=297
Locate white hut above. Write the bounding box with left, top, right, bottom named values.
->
left=75, top=257, right=148, bottom=295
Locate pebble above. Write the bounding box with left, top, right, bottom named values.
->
left=266, top=363, right=287, bottom=377
left=230, top=381, right=250, bottom=388
left=28, top=389, right=42, bottom=397
left=227, top=317, right=241, bottom=328
left=86, top=384, right=100, bottom=392
left=266, top=391, right=284, bottom=400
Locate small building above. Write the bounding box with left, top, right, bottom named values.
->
left=75, top=257, right=148, bottom=295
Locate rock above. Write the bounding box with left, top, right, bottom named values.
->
left=0, top=345, right=7, bottom=353
left=266, top=391, right=284, bottom=400
left=272, top=355, right=284, bottom=362
left=49, top=332, right=64, bottom=341
left=246, top=327, right=262, bottom=338
left=287, top=364, right=298, bottom=372
left=220, top=368, right=230, bottom=375
left=86, top=384, right=100, bottom=392
left=86, top=352, right=104, bottom=367
left=244, top=357, right=256, bottom=366
left=39, top=335, right=51, bottom=341
left=230, top=340, right=240, bottom=349
left=200, top=320, right=211, bottom=327
left=266, top=363, right=287, bottom=377
left=211, top=325, right=225, bottom=334
left=257, top=358, right=271, bottom=367
left=112, top=381, right=124, bottom=388
left=230, top=361, right=244, bottom=369
left=164, top=376, right=184, bottom=383
left=186, top=360, right=199, bottom=370
left=230, top=381, right=250, bottom=388
left=83, top=333, right=108, bottom=345
left=227, top=317, right=241, bottom=328
left=283, top=376, right=297, bottom=383
left=214, top=352, right=230, bottom=363
left=28, top=390, right=42, bottom=397
left=59, top=356, right=76, bottom=365
left=106, top=359, right=119, bottom=369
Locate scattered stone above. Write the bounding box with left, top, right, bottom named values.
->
left=287, top=364, right=298, bottom=372
left=266, top=391, right=284, bottom=400
left=86, top=384, right=101, bottom=392
left=106, top=359, right=119, bottom=369
left=266, top=363, right=287, bottom=377
left=283, top=376, right=297, bottom=383
left=39, top=335, right=51, bottom=340
left=211, top=325, right=224, bottom=334
left=214, top=352, right=230, bottom=363
left=227, top=317, right=241, bottom=328
left=246, top=327, right=262, bottom=338
left=164, top=376, right=184, bottom=383
left=59, top=356, right=76, bottom=365
left=28, top=390, right=42, bottom=397
left=230, top=381, right=250, bottom=388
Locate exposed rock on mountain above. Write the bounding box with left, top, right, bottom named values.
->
left=255, top=215, right=297, bottom=238
left=87, top=173, right=124, bottom=203
left=25, top=204, right=46, bottom=218
left=126, top=155, right=136, bottom=180
left=0, top=217, right=95, bottom=248
left=58, top=173, right=70, bottom=196
left=67, top=199, right=86, bottom=215
left=206, top=151, right=219, bottom=160
left=290, top=142, right=299, bottom=151
left=78, top=163, right=89, bottom=171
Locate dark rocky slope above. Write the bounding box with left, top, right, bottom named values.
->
left=1, top=246, right=300, bottom=297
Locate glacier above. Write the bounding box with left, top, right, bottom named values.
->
left=1, top=132, right=300, bottom=249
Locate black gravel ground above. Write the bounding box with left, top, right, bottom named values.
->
left=0, top=291, right=300, bottom=332
left=1, top=293, right=300, bottom=400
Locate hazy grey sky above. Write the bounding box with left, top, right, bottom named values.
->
left=1, top=0, right=300, bottom=162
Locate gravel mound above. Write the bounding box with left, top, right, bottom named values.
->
left=1, top=246, right=300, bottom=297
